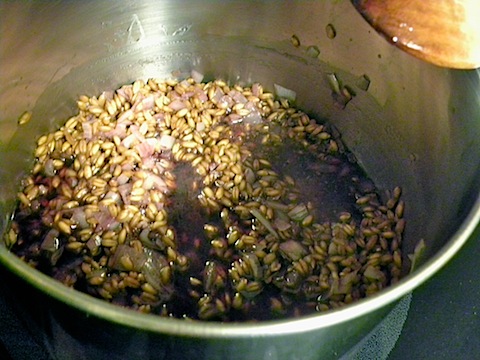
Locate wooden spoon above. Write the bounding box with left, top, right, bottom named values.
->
left=351, top=0, right=480, bottom=69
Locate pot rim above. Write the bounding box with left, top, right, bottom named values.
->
left=1, top=191, right=480, bottom=338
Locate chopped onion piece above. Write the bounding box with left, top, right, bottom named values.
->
left=143, top=173, right=167, bottom=191
left=242, top=111, right=263, bottom=125
left=265, top=200, right=290, bottom=212
left=168, top=99, right=187, bottom=111
left=212, top=87, right=224, bottom=103
left=195, top=88, right=208, bottom=103
left=288, top=204, right=309, bottom=221
left=121, top=134, right=137, bottom=149
left=108, top=244, right=146, bottom=272
left=252, top=83, right=262, bottom=97
left=116, top=87, right=131, bottom=102
left=40, top=229, right=63, bottom=266
left=330, top=271, right=359, bottom=295
left=181, top=91, right=195, bottom=100
left=117, top=109, right=133, bottom=123
left=191, top=70, right=204, bottom=83
left=118, top=183, right=132, bottom=204
left=117, top=172, right=130, bottom=185
left=71, top=208, right=89, bottom=229
left=44, top=159, right=56, bottom=177
left=226, top=113, right=244, bottom=124
left=363, top=265, right=386, bottom=282
left=141, top=156, right=156, bottom=169
left=96, top=207, right=118, bottom=231
left=229, top=89, right=248, bottom=104
left=131, top=94, right=145, bottom=111
left=327, top=73, right=341, bottom=95
left=279, top=240, right=307, bottom=261
left=82, top=122, right=93, bottom=140
left=180, top=79, right=190, bottom=89
left=105, top=123, right=127, bottom=139
left=219, top=95, right=234, bottom=109
left=250, top=208, right=278, bottom=239
left=102, top=90, right=114, bottom=101
left=142, top=248, right=171, bottom=293
left=145, top=137, right=160, bottom=152
left=159, top=134, right=175, bottom=150
left=274, top=218, right=291, bottom=232
left=104, top=191, right=121, bottom=204
left=154, top=112, right=165, bottom=122
left=136, top=141, right=155, bottom=159
left=408, top=239, right=426, bottom=272
left=274, top=83, right=297, bottom=101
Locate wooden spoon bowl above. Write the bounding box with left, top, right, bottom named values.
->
left=352, top=0, right=480, bottom=69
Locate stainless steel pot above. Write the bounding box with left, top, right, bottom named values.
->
left=1, top=1, right=480, bottom=359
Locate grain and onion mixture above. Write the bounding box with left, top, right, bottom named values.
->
left=4, top=76, right=406, bottom=321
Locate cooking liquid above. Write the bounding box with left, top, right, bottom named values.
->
left=167, top=123, right=379, bottom=320
left=5, top=78, right=404, bottom=321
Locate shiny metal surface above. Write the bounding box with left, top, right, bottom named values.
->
left=1, top=1, right=480, bottom=359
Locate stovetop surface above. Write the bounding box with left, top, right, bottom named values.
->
left=389, top=226, right=480, bottom=359
left=1, top=226, right=479, bottom=360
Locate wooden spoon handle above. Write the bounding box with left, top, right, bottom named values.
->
left=352, top=0, right=480, bottom=69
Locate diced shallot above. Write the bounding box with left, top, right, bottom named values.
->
left=108, top=244, right=146, bottom=272
left=140, top=95, right=156, bottom=111
left=71, top=208, right=89, bottom=229
left=116, top=87, right=131, bottom=102
left=105, top=123, right=127, bottom=139
left=101, top=90, right=114, bottom=101
left=121, top=133, right=137, bottom=149
left=180, top=79, right=191, bottom=89
left=225, top=113, right=243, bottom=124
left=182, top=91, right=195, bottom=100
left=143, top=173, right=168, bottom=192
left=118, top=183, right=132, bottom=204
left=136, top=141, right=155, bottom=159
left=141, top=156, right=156, bottom=169
left=194, top=88, right=208, bottom=103
left=159, top=134, right=175, bottom=150
left=211, top=87, right=224, bottom=103
left=130, top=94, right=145, bottom=112
left=40, top=229, right=63, bottom=266
left=117, top=109, right=133, bottom=123
left=96, top=207, right=119, bottom=231
left=279, top=240, right=307, bottom=261
left=274, top=218, right=292, bottom=232
left=191, top=70, right=204, bottom=83
left=242, top=111, right=263, bottom=125
left=44, top=159, right=56, bottom=177
left=196, top=121, right=206, bottom=132
left=117, top=172, right=130, bottom=185
left=82, top=122, right=93, bottom=140
left=274, top=83, right=297, bottom=101
left=129, top=125, right=145, bottom=142
left=252, top=83, right=262, bottom=97
left=168, top=99, right=187, bottom=111
left=219, top=95, right=234, bottom=109
left=229, top=89, right=247, bottom=104
left=104, top=191, right=122, bottom=204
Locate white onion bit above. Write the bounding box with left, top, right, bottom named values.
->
left=191, top=70, right=204, bottom=84
left=274, top=83, right=297, bottom=101
left=159, top=134, right=175, bottom=150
